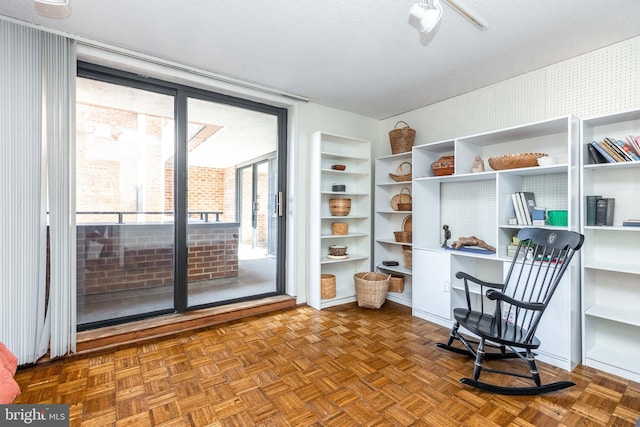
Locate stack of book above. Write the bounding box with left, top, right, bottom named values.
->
left=588, top=136, right=640, bottom=163
left=623, top=219, right=640, bottom=227
left=590, top=197, right=615, bottom=226
left=510, top=192, right=537, bottom=225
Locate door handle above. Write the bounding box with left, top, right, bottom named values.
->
left=278, top=192, right=283, bottom=217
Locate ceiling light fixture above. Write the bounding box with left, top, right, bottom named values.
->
left=442, top=0, right=488, bottom=30
left=34, top=0, right=71, bottom=19
left=409, top=0, right=443, bottom=33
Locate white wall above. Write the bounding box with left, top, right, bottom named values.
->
left=376, top=35, right=640, bottom=158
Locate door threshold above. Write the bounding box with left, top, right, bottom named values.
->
left=75, top=295, right=297, bottom=356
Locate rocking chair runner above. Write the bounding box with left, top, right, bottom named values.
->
left=437, top=228, right=584, bottom=395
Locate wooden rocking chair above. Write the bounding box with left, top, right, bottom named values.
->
left=437, top=228, right=584, bottom=395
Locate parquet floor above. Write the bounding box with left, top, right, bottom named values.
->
left=14, top=302, right=640, bottom=426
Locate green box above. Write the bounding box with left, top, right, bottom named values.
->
left=547, top=210, right=568, bottom=226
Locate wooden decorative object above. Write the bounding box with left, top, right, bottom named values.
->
left=402, top=246, right=412, bottom=269
left=394, top=231, right=412, bottom=243
left=329, top=198, right=351, bottom=216
left=402, top=215, right=412, bottom=232
left=488, top=152, right=548, bottom=170
left=431, top=155, right=455, bottom=176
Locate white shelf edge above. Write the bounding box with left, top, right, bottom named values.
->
left=321, top=215, right=369, bottom=220
left=376, top=239, right=412, bottom=246
left=320, top=254, right=369, bottom=264
left=584, top=304, right=640, bottom=327
left=376, top=210, right=412, bottom=214
left=583, top=261, right=640, bottom=274
left=375, top=264, right=413, bottom=276
left=322, top=191, right=369, bottom=196
left=321, top=233, right=369, bottom=239
left=321, top=168, right=369, bottom=176
left=584, top=225, right=640, bottom=232
left=584, top=345, right=640, bottom=377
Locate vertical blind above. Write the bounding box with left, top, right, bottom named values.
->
left=0, top=19, right=76, bottom=364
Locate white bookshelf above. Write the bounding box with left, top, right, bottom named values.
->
left=580, top=108, right=640, bottom=383
left=309, top=132, right=371, bottom=310
left=411, top=116, right=582, bottom=371
left=373, top=151, right=413, bottom=307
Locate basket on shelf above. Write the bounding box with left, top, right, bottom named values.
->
left=391, top=187, right=412, bottom=211
left=402, top=246, right=412, bottom=269
left=389, top=275, right=405, bottom=293
left=488, top=152, right=548, bottom=170
left=394, top=231, right=412, bottom=243
left=389, top=162, right=412, bottom=182
left=332, top=222, right=348, bottom=235
left=402, top=215, right=412, bottom=232
left=354, top=272, right=390, bottom=309
left=388, top=121, right=416, bottom=154
left=431, top=155, right=455, bottom=176
left=321, top=274, right=336, bottom=299
left=329, top=198, right=351, bottom=216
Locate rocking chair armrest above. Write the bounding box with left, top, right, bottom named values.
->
left=486, top=289, right=546, bottom=311
left=455, top=272, right=504, bottom=289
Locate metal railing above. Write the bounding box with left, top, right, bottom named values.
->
left=76, top=211, right=224, bottom=223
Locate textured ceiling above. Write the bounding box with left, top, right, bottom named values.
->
left=2, top=0, right=640, bottom=119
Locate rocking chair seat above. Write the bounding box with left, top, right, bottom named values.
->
left=453, top=308, right=541, bottom=350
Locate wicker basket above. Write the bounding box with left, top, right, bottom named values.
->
left=321, top=274, right=336, bottom=299
left=389, top=275, right=405, bottom=293
left=391, top=187, right=412, bottom=211
left=354, top=272, right=390, bottom=309
left=402, top=246, right=412, bottom=269
left=488, top=152, right=548, bottom=170
left=389, top=162, right=412, bottom=182
left=394, top=231, right=412, bottom=243
left=389, top=121, right=416, bottom=154
left=329, top=198, right=351, bottom=216
left=332, top=222, right=348, bottom=235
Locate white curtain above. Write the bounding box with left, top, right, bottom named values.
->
left=0, top=19, right=76, bottom=364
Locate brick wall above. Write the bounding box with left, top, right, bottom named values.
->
left=76, top=223, right=238, bottom=296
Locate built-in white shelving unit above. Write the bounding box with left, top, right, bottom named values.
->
left=374, top=152, right=413, bottom=307
left=309, top=132, right=371, bottom=310
left=580, top=109, right=640, bottom=383
left=411, top=116, right=581, bottom=371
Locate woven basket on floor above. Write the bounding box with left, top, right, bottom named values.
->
left=354, top=272, right=390, bottom=309
left=388, top=121, right=416, bottom=154
left=321, top=274, right=336, bottom=299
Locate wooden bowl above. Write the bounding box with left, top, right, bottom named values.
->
left=331, top=164, right=346, bottom=171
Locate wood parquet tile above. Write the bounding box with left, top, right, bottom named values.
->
left=13, top=302, right=640, bottom=426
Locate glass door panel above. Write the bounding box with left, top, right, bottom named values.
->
left=76, top=76, right=176, bottom=328
left=186, top=97, right=279, bottom=307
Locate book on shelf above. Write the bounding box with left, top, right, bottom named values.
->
left=589, top=141, right=616, bottom=163
left=612, top=138, right=640, bottom=161
left=520, top=192, right=536, bottom=223
left=587, top=143, right=608, bottom=164
left=623, top=219, right=640, bottom=227
left=585, top=195, right=602, bottom=226
left=604, top=137, right=637, bottom=162
left=511, top=193, right=526, bottom=225
left=627, top=135, right=640, bottom=156
left=595, top=198, right=615, bottom=226
left=599, top=139, right=626, bottom=162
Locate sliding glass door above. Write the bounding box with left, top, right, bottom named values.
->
left=75, top=63, right=286, bottom=329
left=185, top=96, right=279, bottom=308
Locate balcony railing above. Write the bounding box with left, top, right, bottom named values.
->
left=75, top=211, right=224, bottom=223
